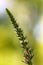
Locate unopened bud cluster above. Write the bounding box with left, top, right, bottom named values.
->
left=6, top=8, right=33, bottom=65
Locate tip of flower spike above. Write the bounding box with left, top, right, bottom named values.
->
left=6, top=8, right=7, bottom=10
left=6, top=8, right=10, bottom=14
left=6, top=8, right=8, bottom=11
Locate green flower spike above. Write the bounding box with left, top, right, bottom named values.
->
left=6, top=8, right=33, bottom=65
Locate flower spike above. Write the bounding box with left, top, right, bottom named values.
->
left=6, top=8, right=33, bottom=65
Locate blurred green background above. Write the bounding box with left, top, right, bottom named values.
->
left=0, top=0, right=43, bottom=65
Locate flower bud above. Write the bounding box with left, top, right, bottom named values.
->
left=26, top=45, right=29, bottom=48
left=29, top=48, right=32, bottom=51
left=24, top=58, right=29, bottom=63
left=20, top=41, right=23, bottom=44
left=30, top=53, right=33, bottom=58
left=24, top=50, right=28, bottom=55
left=24, top=40, right=28, bottom=43
left=20, top=44, right=23, bottom=48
